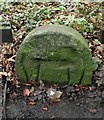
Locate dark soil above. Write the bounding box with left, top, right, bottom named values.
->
left=5, top=61, right=104, bottom=119
left=6, top=89, right=103, bottom=119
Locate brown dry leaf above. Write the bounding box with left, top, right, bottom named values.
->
left=101, top=44, right=104, bottom=48
left=2, top=58, right=8, bottom=66
left=23, top=80, right=35, bottom=86
left=23, top=88, right=30, bottom=96
left=27, top=80, right=35, bottom=86
left=52, top=84, right=58, bottom=87
left=29, top=101, right=36, bottom=105
left=76, top=25, right=80, bottom=31
left=5, top=44, right=11, bottom=53
left=94, top=46, right=103, bottom=54
left=42, top=104, right=48, bottom=111
left=41, top=18, right=49, bottom=24
left=79, top=85, right=87, bottom=89
left=88, top=42, right=93, bottom=48
left=28, top=99, right=36, bottom=105
left=52, top=84, right=59, bottom=89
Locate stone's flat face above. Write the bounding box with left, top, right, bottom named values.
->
left=15, top=25, right=93, bottom=85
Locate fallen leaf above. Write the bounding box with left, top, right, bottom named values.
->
left=52, top=84, right=58, bottom=87
left=42, top=104, right=48, bottom=111
left=23, top=88, right=30, bottom=96
left=47, top=88, right=63, bottom=103
left=47, top=88, right=63, bottom=98
left=24, top=80, right=35, bottom=86
left=101, top=44, right=104, bottom=47
left=79, top=85, right=87, bottom=89
left=28, top=101, right=36, bottom=105
left=7, top=58, right=15, bottom=62
left=52, top=84, right=59, bottom=89
left=88, top=108, right=97, bottom=113
left=2, top=58, right=8, bottom=66
left=94, top=46, right=103, bottom=54
left=27, top=98, right=36, bottom=105
left=52, top=91, right=63, bottom=99
left=27, top=80, right=35, bottom=86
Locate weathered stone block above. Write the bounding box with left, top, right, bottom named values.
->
left=15, top=25, right=93, bottom=85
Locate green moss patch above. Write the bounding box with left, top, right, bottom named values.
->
left=15, top=25, right=93, bottom=85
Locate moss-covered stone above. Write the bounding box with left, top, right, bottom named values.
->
left=15, top=25, right=93, bottom=85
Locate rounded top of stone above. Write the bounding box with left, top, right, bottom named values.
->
left=24, top=24, right=88, bottom=48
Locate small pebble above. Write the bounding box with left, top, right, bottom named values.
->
left=76, top=103, right=80, bottom=106
left=69, top=97, right=73, bottom=101
left=88, top=108, right=97, bottom=114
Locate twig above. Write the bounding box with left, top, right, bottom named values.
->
left=7, top=55, right=16, bottom=62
